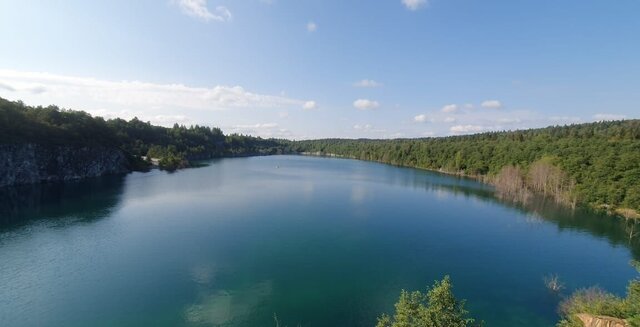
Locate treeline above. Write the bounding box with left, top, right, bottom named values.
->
left=290, top=120, right=640, bottom=216
left=0, top=98, right=287, bottom=170
left=3, top=97, right=639, bottom=214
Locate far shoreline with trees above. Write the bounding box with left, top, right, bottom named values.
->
left=291, top=120, right=640, bottom=220
left=1, top=97, right=639, bottom=220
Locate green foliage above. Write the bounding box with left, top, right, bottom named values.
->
left=0, top=98, right=118, bottom=146
left=292, top=120, right=640, bottom=213
left=376, top=276, right=477, bottom=327
left=557, top=261, right=640, bottom=327
left=0, top=97, right=288, bottom=170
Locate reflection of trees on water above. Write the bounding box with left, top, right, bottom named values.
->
left=387, top=168, right=640, bottom=260
left=0, top=175, right=125, bottom=229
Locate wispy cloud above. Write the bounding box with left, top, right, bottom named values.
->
left=153, top=114, right=192, bottom=125
left=227, top=123, right=293, bottom=138
left=450, top=124, right=493, bottom=134
left=176, top=0, right=232, bottom=22
left=481, top=100, right=502, bottom=109
left=353, top=123, right=372, bottom=130
left=0, top=70, right=311, bottom=111
left=414, top=114, right=428, bottom=123
left=307, top=21, right=318, bottom=32
left=353, top=99, right=379, bottom=110
left=593, top=113, right=626, bottom=121
left=302, top=100, right=317, bottom=110
left=0, top=70, right=326, bottom=138
left=0, top=82, right=16, bottom=92
left=402, top=0, right=428, bottom=11
left=550, top=116, right=582, bottom=123
left=354, top=79, right=382, bottom=88
left=441, top=104, right=458, bottom=113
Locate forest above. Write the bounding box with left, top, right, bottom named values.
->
left=289, top=120, right=640, bottom=217
left=2, top=97, right=639, bottom=215
left=0, top=97, right=286, bottom=170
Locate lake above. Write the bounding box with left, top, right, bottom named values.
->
left=0, top=155, right=638, bottom=326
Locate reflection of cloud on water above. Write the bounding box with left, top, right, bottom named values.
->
left=184, top=280, right=273, bottom=326
left=433, top=188, right=449, bottom=201
left=302, top=182, right=315, bottom=201
left=350, top=185, right=369, bottom=205
left=350, top=184, right=372, bottom=218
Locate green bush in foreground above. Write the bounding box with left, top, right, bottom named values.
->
left=557, top=261, right=640, bottom=327
left=376, top=276, right=478, bottom=327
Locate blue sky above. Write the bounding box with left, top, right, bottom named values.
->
left=0, top=0, right=638, bottom=139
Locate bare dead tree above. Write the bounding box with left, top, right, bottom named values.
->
left=494, top=165, right=531, bottom=203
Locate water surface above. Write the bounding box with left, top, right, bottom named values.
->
left=1, top=155, right=637, bottom=326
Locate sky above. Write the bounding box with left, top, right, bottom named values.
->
left=0, top=0, right=638, bottom=139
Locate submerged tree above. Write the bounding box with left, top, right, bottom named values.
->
left=528, top=158, right=576, bottom=207
left=493, top=165, right=531, bottom=203
left=544, top=274, right=565, bottom=293
left=376, top=276, right=478, bottom=327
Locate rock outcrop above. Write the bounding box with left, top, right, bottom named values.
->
left=0, top=144, right=130, bottom=187
left=577, top=313, right=628, bottom=327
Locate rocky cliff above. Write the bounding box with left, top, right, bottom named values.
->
left=577, top=314, right=628, bottom=327
left=0, top=144, right=130, bottom=187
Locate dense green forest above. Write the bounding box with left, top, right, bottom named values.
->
left=290, top=120, right=640, bottom=216
left=0, top=97, right=287, bottom=170
left=2, top=97, right=639, bottom=215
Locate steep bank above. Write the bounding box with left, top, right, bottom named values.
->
left=0, top=144, right=129, bottom=187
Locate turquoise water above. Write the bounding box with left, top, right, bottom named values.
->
left=0, top=155, right=637, bottom=326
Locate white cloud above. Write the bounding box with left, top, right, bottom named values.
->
left=176, top=0, right=232, bottom=22
left=441, top=104, right=458, bottom=113
left=450, top=124, right=491, bottom=134
left=481, top=100, right=502, bottom=109
left=302, top=100, right=317, bottom=110
left=444, top=116, right=456, bottom=123
left=0, top=80, right=46, bottom=94
left=464, top=103, right=474, bottom=109
left=593, top=113, right=626, bottom=121
left=152, top=115, right=192, bottom=126
left=353, top=124, right=373, bottom=130
left=353, top=99, right=379, bottom=110
left=497, top=118, right=521, bottom=124
left=422, top=131, right=435, bottom=137
left=0, top=69, right=306, bottom=111
left=228, top=123, right=292, bottom=138
left=233, top=123, right=278, bottom=129
left=307, top=21, right=317, bottom=32
left=414, top=114, right=428, bottom=123
left=550, top=116, right=582, bottom=123
left=354, top=79, right=382, bottom=88
left=402, top=0, right=428, bottom=11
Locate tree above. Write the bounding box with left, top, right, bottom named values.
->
left=376, top=276, right=478, bottom=327
left=557, top=261, right=640, bottom=327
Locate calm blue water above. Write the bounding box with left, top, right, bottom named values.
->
left=0, top=155, right=637, bottom=326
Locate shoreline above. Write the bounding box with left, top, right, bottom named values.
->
left=298, top=152, right=640, bottom=221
